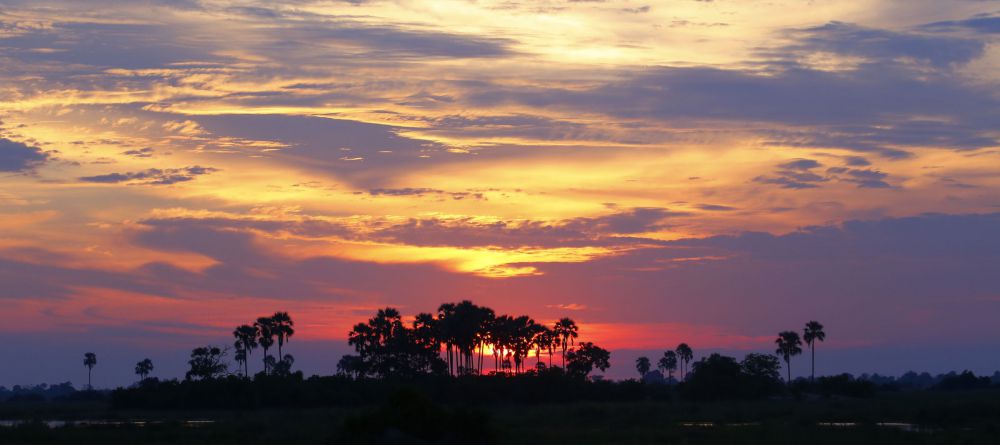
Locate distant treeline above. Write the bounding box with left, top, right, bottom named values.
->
left=106, top=368, right=1000, bottom=409
left=4, top=369, right=1000, bottom=407
left=9, top=302, right=1000, bottom=408
left=0, top=383, right=105, bottom=403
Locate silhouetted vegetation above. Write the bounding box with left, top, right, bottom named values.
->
left=133, top=359, right=153, bottom=383
left=803, top=320, right=825, bottom=382
left=775, top=331, right=803, bottom=384
left=5, top=310, right=998, bottom=443
left=680, top=353, right=784, bottom=400
left=675, top=343, right=693, bottom=380
left=82, top=353, right=96, bottom=390
left=933, top=371, right=993, bottom=391
left=185, top=346, right=228, bottom=381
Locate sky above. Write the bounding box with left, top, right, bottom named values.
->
left=1, top=0, right=1000, bottom=387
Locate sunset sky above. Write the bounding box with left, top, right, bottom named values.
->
left=2, top=0, right=1000, bottom=386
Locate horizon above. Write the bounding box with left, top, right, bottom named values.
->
left=2, top=0, right=1000, bottom=389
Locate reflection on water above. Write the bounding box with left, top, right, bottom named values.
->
left=677, top=421, right=927, bottom=432
left=819, top=422, right=925, bottom=432
left=0, top=419, right=215, bottom=428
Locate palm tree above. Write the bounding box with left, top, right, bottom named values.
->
left=475, top=308, right=495, bottom=375
left=803, top=320, right=826, bottom=382
left=553, top=318, right=579, bottom=368
left=134, top=358, right=154, bottom=382
left=271, top=311, right=295, bottom=359
left=233, top=324, right=258, bottom=377
left=255, top=316, right=276, bottom=374
left=658, top=350, right=678, bottom=380
left=635, top=356, right=651, bottom=379
left=436, top=303, right=457, bottom=376
left=534, top=326, right=554, bottom=368
left=83, top=352, right=97, bottom=389
left=675, top=343, right=693, bottom=380
left=234, top=347, right=247, bottom=377
left=775, top=331, right=803, bottom=384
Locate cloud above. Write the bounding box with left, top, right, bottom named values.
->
left=369, top=207, right=686, bottom=248
left=787, top=21, right=985, bottom=67
left=844, top=156, right=871, bottom=167
left=830, top=167, right=892, bottom=189
left=462, top=24, right=1000, bottom=157
left=121, top=147, right=155, bottom=158
left=778, top=158, right=823, bottom=171
left=0, top=138, right=49, bottom=172
left=753, top=159, right=828, bottom=189
left=922, top=14, right=1000, bottom=34
left=78, top=166, right=217, bottom=185
left=696, top=204, right=736, bottom=211
left=135, top=206, right=685, bottom=251
left=755, top=159, right=892, bottom=190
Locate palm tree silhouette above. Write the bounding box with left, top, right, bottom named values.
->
left=436, top=302, right=457, bottom=376
left=775, top=331, right=803, bottom=384
left=534, top=326, right=555, bottom=368
left=658, top=350, right=678, bottom=380
left=675, top=343, right=693, bottom=381
left=233, top=324, right=259, bottom=377
left=134, top=358, right=153, bottom=382
left=553, top=318, right=578, bottom=368
left=803, top=320, right=825, bottom=382
left=83, top=352, right=97, bottom=389
left=271, top=312, right=295, bottom=359
left=255, top=316, right=276, bottom=374
left=635, top=356, right=651, bottom=379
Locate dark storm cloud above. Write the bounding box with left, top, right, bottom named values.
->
left=0, top=138, right=49, bottom=172
left=78, top=166, right=217, bottom=185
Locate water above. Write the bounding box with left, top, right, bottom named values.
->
left=676, top=421, right=926, bottom=432
left=0, top=419, right=215, bottom=428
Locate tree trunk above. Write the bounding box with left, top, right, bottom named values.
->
left=88, top=368, right=92, bottom=389
left=811, top=344, right=816, bottom=382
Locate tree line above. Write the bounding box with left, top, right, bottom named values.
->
left=634, top=320, right=826, bottom=384
left=337, top=301, right=611, bottom=380
left=81, top=308, right=824, bottom=387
